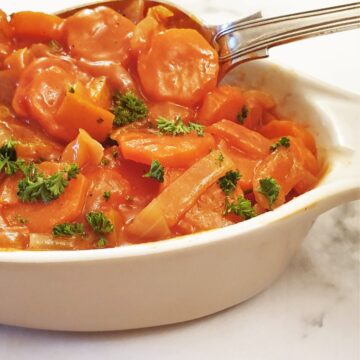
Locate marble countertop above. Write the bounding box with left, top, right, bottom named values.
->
left=0, top=0, right=359, bottom=359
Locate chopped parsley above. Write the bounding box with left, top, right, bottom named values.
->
left=236, top=105, right=249, bottom=124
left=215, top=152, right=224, bottom=166
left=143, top=160, right=164, bottom=183
left=157, top=116, right=204, bottom=136
left=217, top=170, right=241, bottom=195
left=258, top=177, right=280, bottom=208
left=0, top=140, right=24, bottom=175
left=103, top=191, right=111, bottom=201
left=187, top=122, right=204, bottom=137
left=96, top=237, right=107, bottom=248
left=112, top=91, right=148, bottom=127
left=52, top=223, right=85, bottom=237
left=270, top=137, right=290, bottom=152
left=17, top=163, right=80, bottom=203
left=224, top=196, right=255, bottom=219
left=68, top=85, right=75, bottom=94
left=86, top=211, right=114, bottom=234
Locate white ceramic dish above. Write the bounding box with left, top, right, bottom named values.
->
left=0, top=59, right=359, bottom=332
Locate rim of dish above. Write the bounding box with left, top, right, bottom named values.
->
left=0, top=59, right=359, bottom=263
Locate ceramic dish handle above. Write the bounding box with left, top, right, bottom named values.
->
left=310, top=88, right=360, bottom=215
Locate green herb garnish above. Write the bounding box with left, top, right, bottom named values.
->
left=258, top=177, right=280, bottom=208
left=218, top=170, right=241, bottom=195
left=157, top=116, right=204, bottom=136
left=112, top=91, right=148, bottom=127
left=0, top=140, right=24, bottom=175
left=270, top=137, right=290, bottom=152
left=224, top=196, right=255, bottom=219
left=96, top=237, right=107, bottom=248
left=236, top=105, right=249, bottom=124
left=53, top=223, right=85, bottom=237
left=17, top=163, right=79, bottom=203
left=103, top=191, right=111, bottom=201
left=143, top=160, right=164, bottom=183
left=86, top=211, right=114, bottom=234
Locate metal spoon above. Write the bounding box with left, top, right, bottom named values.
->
left=58, top=0, right=360, bottom=77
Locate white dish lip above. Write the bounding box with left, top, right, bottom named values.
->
left=0, top=61, right=359, bottom=264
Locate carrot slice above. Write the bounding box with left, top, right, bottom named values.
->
left=148, top=102, right=196, bottom=126
left=55, top=89, right=114, bottom=142
left=62, top=129, right=104, bottom=168
left=12, top=57, right=78, bottom=140
left=259, top=120, right=317, bottom=155
left=10, top=11, right=64, bottom=41
left=138, top=28, right=219, bottom=106
left=84, top=168, right=131, bottom=213
left=114, top=131, right=216, bottom=167
left=126, top=150, right=234, bottom=242
left=209, top=119, right=271, bottom=160
left=131, top=5, right=173, bottom=55
left=65, top=6, right=135, bottom=66
left=3, top=162, right=90, bottom=233
left=243, top=90, right=276, bottom=110
left=253, top=148, right=302, bottom=210
left=218, top=141, right=260, bottom=191
left=198, top=85, right=245, bottom=125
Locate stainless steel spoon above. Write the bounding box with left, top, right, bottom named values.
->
left=58, top=0, right=360, bottom=77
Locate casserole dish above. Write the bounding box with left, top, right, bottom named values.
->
left=0, top=58, right=359, bottom=331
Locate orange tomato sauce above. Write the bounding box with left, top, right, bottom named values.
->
left=0, top=5, right=323, bottom=250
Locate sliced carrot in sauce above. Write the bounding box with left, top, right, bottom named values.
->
left=131, top=5, right=174, bottom=55
left=243, top=90, right=276, bottom=110
left=148, top=102, right=196, bottom=126
left=84, top=167, right=131, bottom=213
left=10, top=12, right=64, bottom=42
left=2, top=162, right=90, bottom=233
left=64, top=6, right=135, bottom=66
left=114, top=131, right=216, bottom=168
left=12, top=57, right=79, bottom=140
left=198, top=85, right=245, bottom=125
left=138, top=28, right=219, bottom=106
left=253, top=147, right=302, bottom=210
left=209, top=119, right=271, bottom=160
left=259, top=119, right=317, bottom=155
left=218, top=140, right=259, bottom=192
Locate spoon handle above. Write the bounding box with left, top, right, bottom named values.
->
left=214, top=2, right=360, bottom=67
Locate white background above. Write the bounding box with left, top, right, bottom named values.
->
left=0, top=0, right=359, bottom=359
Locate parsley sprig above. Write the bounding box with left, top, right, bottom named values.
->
left=0, top=140, right=24, bottom=175
left=258, top=177, right=280, bottom=208
left=270, top=137, right=290, bottom=152
left=143, top=160, right=164, bottom=183
left=224, top=196, right=255, bottom=219
left=157, top=116, right=204, bottom=136
left=53, top=223, right=85, bottom=237
left=86, top=211, right=114, bottom=234
left=218, top=170, right=241, bottom=195
left=17, top=163, right=80, bottom=203
left=112, top=91, right=148, bottom=127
